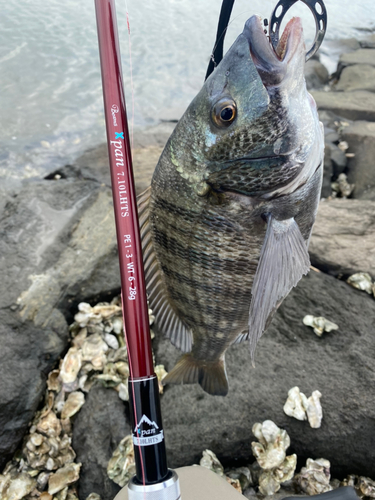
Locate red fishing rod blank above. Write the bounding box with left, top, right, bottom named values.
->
left=94, top=0, right=180, bottom=496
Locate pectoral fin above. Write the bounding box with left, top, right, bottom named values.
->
left=248, top=215, right=310, bottom=358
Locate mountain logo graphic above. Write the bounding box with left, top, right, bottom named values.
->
left=133, top=414, right=164, bottom=447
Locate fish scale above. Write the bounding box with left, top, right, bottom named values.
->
left=138, top=15, right=324, bottom=396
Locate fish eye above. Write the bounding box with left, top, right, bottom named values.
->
left=212, top=98, right=237, bottom=127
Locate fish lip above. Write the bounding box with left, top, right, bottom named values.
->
left=243, top=15, right=304, bottom=85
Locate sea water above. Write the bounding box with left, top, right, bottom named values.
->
left=0, top=0, right=373, bottom=185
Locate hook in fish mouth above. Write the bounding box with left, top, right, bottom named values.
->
left=243, top=15, right=304, bottom=86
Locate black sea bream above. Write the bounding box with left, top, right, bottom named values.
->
left=137, top=16, right=324, bottom=396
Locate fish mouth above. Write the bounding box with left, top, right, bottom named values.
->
left=243, top=15, right=304, bottom=86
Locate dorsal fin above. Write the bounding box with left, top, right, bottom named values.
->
left=137, top=187, right=193, bottom=353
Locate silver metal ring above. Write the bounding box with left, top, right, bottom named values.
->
left=128, top=470, right=181, bottom=500
left=269, top=0, right=327, bottom=61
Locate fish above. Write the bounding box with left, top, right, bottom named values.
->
left=137, top=15, right=324, bottom=396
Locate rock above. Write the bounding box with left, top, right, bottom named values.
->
left=72, top=386, right=130, bottom=500
left=0, top=310, right=67, bottom=469
left=304, top=59, right=329, bottom=90
left=0, top=179, right=102, bottom=468
left=341, top=121, right=375, bottom=199
left=360, top=34, right=375, bottom=49
left=311, top=90, right=375, bottom=121
left=335, top=65, right=375, bottom=93
left=309, top=199, right=375, bottom=278
left=72, top=123, right=171, bottom=192
left=338, top=48, right=375, bottom=75
left=153, top=270, right=375, bottom=479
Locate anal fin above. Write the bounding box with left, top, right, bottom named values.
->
left=162, top=354, right=229, bottom=397
left=248, top=215, right=310, bottom=358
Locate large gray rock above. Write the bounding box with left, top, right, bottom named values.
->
left=338, top=48, right=375, bottom=75
left=0, top=309, right=68, bottom=468
left=309, top=199, right=375, bottom=278
left=335, top=64, right=375, bottom=93
left=72, top=386, right=130, bottom=500
left=311, top=90, right=375, bottom=121
left=154, top=270, right=375, bottom=479
left=341, top=121, right=375, bottom=199
left=0, top=178, right=121, bottom=468
left=0, top=179, right=99, bottom=468
left=360, top=34, right=375, bottom=49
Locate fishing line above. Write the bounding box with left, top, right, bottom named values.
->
left=119, top=8, right=147, bottom=491
left=205, top=8, right=264, bottom=79
left=120, top=292, right=147, bottom=496
left=124, top=0, right=135, bottom=156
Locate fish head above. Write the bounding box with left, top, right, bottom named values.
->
left=168, top=15, right=323, bottom=197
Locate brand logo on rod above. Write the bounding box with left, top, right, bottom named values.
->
left=133, top=415, right=164, bottom=446
left=111, top=104, right=119, bottom=126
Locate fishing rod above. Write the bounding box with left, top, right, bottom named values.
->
left=94, top=1, right=180, bottom=498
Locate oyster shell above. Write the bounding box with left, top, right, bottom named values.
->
left=303, top=315, right=338, bottom=337
left=347, top=273, right=374, bottom=296
left=294, top=458, right=332, bottom=495
left=306, top=390, right=323, bottom=429
left=103, top=333, right=119, bottom=350
left=331, top=173, right=354, bottom=198
left=71, top=328, right=87, bottom=349
left=283, top=387, right=323, bottom=428
left=117, top=383, right=129, bottom=402
left=0, top=472, right=36, bottom=500
left=226, top=466, right=253, bottom=491
left=59, top=348, right=82, bottom=385
left=226, top=476, right=242, bottom=493
left=61, top=392, right=85, bottom=420
left=358, top=476, right=375, bottom=498
left=283, top=386, right=309, bottom=421
left=48, top=463, right=81, bottom=495
left=252, top=421, right=297, bottom=495
left=252, top=420, right=290, bottom=470
left=40, top=492, right=53, bottom=500
left=37, top=411, right=62, bottom=438
left=107, top=435, right=136, bottom=488
left=155, top=365, right=168, bottom=394
left=48, top=370, right=62, bottom=392
left=200, top=450, right=225, bottom=477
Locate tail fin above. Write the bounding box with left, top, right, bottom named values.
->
left=162, top=353, right=229, bottom=396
